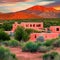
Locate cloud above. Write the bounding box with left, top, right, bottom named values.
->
left=0, top=0, right=36, bottom=3
left=37, top=1, right=55, bottom=5
left=0, top=2, right=34, bottom=13
left=7, top=3, right=34, bottom=12
left=0, top=0, right=60, bottom=13
left=0, top=3, right=16, bottom=6
left=0, top=0, right=59, bottom=3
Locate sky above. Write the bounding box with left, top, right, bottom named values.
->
left=0, top=0, right=60, bottom=13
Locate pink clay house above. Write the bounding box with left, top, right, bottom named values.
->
left=11, top=22, right=60, bottom=41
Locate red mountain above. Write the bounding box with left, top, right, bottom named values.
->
left=27, top=5, right=57, bottom=12
left=0, top=12, right=42, bottom=20
left=0, top=5, right=60, bottom=20
left=23, top=5, right=60, bottom=18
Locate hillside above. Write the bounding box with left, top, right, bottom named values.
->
left=23, top=5, right=60, bottom=18
left=0, top=12, right=42, bottom=20
left=0, top=5, right=60, bottom=20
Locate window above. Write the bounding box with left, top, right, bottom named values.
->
left=36, top=24, right=41, bottom=27
left=30, top=24, right=32, bottom=27
left=35, top=35, right=36, bottom=38
left=26, top=24, right=29, bottom=27
left=56, top=28, right=59, bottom=31
left=33, top=24, right=35, bottom=27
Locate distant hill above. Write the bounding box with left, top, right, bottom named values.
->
left=22, top=5, right=60, bottom=18
left=0, top=5, right=60, bottom=20
left=0, top=12, right=42, bottom=20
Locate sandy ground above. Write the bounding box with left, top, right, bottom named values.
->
left=7, top=47, right=60, bottom=60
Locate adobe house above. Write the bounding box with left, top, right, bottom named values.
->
left=50, top=26, right=60, bottom=34
left=11, top=22, right=59, bottom=41
left=30, top=33, right=59, bottom=42
left=11, top=22, right=43, bottom=32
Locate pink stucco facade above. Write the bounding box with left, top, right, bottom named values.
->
left=50, top=26, right=60, bottom=34
left=20, top=22, right=43, bottom=30
left=11, top=22, right=43, bottom=32
left=30, top=33, right=59, bottom=42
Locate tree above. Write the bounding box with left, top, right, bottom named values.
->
left=0, top=29, right=10, bottom=41
left=14, top=27, right=29, bottom=41
left=25, top=28, right=34, bottom=35
left=25, top=28, right=40, bottom=35
left=2, top=22, right=12, bottom=31
left=0, top=24, right=3, bottom=29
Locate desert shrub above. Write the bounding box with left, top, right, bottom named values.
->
left=53, top=39, right=60, bottom=47
left=44, top=40, right=55, bottom=46
left=0, top=41, right=9, bottom=46
left=0, top=29, right=10, bottom=41
left=36, top=36, right=44, bottom=42
left=37, top=46, right=51, bottom=53
left=14, top=27, right=29, bottom=41
left=19, top=41, right=26, bottom=48
left=36, top=41, right=53, bottom=53
left=0, top=46, right=17, bottom=60
left=8, top=40, right=19, bottom=47
left=43, top=52, right=60, bottom=60
left=36, top=42, right=42, bottom=47
left=22, top=41, right=38, bottom=52
left=2, top=22, right=12, bottom=31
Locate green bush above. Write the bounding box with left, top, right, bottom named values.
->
left=36, top=42, right=42, bottom=48
left=36, top=42, right=53, bottom=53
left=14, top=27, right=29, bottom=41
left=44, top=40, right=55, bottom=46
left=22, top=41, right=38, bottom=52
left=2, top=22, right=12, bottom=31
left=37, top=46, right=50, bottom=53
left=53, top=39, right=60, bottom=47
left=0, top=24, right=3, bottom=28
left=25, top=28, right=40, bottom=35
left=25, top=28, right=34, bottom=35
left=8, top=40, right=19, bottom=47
left=0, top=46, right=17, bottom=60
left=19, top=41, right=26, bottom=48
left=0, top=29, right=10, bottom=41
left=36, top=36, right=44, bottom=42
left=43, top=52, right=60, bottom=60
left=0, top=41, right=9, bottom=46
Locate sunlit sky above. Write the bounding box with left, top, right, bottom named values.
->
left=0, top=0, right=60, bottom=13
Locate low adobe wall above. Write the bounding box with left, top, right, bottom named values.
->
left=30, top=33, right=59, bottom=42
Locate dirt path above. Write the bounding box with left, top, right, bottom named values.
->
left=8, top=47, right=43, bottom=60
left=7, top=47, right=60, bottom=60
